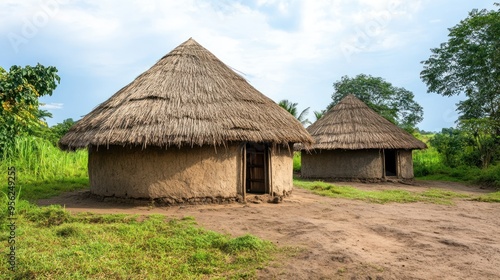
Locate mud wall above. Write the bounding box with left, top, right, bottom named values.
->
left=398, top=150, right=414, bottom=179
left=270, top=146, right=294, bottom=196
left=301, top=149, right=383, bottom=179
left=88, top=145, right=241, bottom=199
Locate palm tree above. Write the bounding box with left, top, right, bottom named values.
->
left=278, top=99, right=310, bottom=126
left=313, top=110, right=326, bottom=121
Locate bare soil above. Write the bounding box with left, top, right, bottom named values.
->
left=38, top=180, right=500, bottom=279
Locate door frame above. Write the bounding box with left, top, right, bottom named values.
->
left=243, top=142, right=270, bottom=194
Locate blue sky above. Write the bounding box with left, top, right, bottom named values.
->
left=1, top=0, right=496, bottom=132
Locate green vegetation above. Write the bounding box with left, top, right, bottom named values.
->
left=0, top=64, right=60, bottom=154
left=472, top=191, right=500, bottom=203
left=293, top=152, right=301, bottom=173
left=413, top=132, right=500, bottom=188
left=421, top=5, right=500, bottom=138
left=327, top=74, right=423, bottom=131
left=0, top=135, right=279, bottom=279
left=0, top=136, right=88, bottom=201
left=0, top=202, right=277, bottom=279
left=293, top=179, right=469, bottom=205
left=278, top=99, right=310, bottom=126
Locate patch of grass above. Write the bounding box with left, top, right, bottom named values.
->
left=293, top=179, right=469, bottom=205
left=472, top=191, right=500, bottom=203
left=0, top=201, right=278, bottom=279
left=17, top=177, right=89, bottom=202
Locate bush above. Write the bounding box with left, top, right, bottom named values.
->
left=293, top=152, right=301, bottom=172
left=476, top=164, right=500, bottom=188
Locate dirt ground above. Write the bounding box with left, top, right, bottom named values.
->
left=38, top=180, right=500, bottom=280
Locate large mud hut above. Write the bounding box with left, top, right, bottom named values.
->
left=59, top=38, right=312, bottom=203
left=300, top=94, right=426, bottom=180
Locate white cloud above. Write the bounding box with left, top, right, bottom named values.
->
left=41, top=102, right=64, bottom=110
left=2, top=0, right=488, bottom=130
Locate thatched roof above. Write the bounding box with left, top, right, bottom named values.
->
left=59, top=38, right=312, bottom=150
left=304, top=94, right=426, bottom=150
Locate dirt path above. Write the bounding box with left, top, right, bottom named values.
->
left=38, top=181, right=500, bottom=279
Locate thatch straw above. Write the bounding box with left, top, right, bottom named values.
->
left=303, top=94, right=426, bottom=150
left=59, top=38, right=312, bottom=150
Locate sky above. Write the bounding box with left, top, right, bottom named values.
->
left=0, top=0, right=496, bottom=132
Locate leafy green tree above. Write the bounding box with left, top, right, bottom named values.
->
left=278, top=99, right=311, bottom=126
left=0, top=63, right=60, bottom=153
left=328, top=74, right=423, bottom=131
left=459, top=118, right=499, bottom=168
left=430, top=128, right=466, bottom=167
left=50, top=118, right=75, bottom=145
left=420, top=5, right=500, bottom=135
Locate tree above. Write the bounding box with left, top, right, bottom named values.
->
left=0, top=63, right=60, bottom=153
left=278, top=99, right=311, bottom=126
left=328, top=74, right=423, bottom=131
left=49, top=118, right=75, bottom=145
left=420, top=5, right=500, bottom=135
left=459, top=118, right=499, bottom=168
left=430, top=128, right=467, bottom=167
left=313, top=110, right=326, bottom=121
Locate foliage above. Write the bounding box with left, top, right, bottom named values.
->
left=293, top=152, right=301, bottom=172
left=475, top=164, right=500, bottom=188
left=414, top=133, right=500, bottom=188
left=328, top=74, right=423, bottom=131
left=0, top=203, right=278, bottom=279
left=36, top=118, right=76, bottom=146
left=293, top=179, right=469, bottom=204
left=0, top=136, right=87, bottom=182
left=427, top=125, right=499, bottom=169
left=421, top=5, right=500, bottom=136
left=0, top=64, right=60, bottom=154
left=429, top=128, right=467, bottom=167
left=278, top=99, right=310, bottom=126
left=458, top=118, right=499, bottom=168
left=313, top=110, right=325, bottom=122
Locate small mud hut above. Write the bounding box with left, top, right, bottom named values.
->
left=300, top=94, right=426, bottom=180
left=59, top=38, right=312, bottom=203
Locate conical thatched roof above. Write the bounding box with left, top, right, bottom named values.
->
left=304, top=94, right=426, bottom=150
left=59, top=38, right=312, bottom=150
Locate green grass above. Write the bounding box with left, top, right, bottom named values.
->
left=0, top=203, right=277, bottom=279
left=293, top=179, right=470, bottom=205
left=0, top=136, right=89, bottom=201
left=0, top=136, right=281, bottom=279
left=472, top=191, right=500, bottom=202
left=1, top=136, right=88, bottom=181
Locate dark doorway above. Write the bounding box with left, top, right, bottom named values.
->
left=246, top=143, right=268, bottom=194
left=384, top=150, right=397, bottom=177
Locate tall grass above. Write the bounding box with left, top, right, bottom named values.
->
left=413, top=147, right=441, bottom=177
left=0, top=136, right=89, bottom=201
left=1, top=136, right=87, bottom=181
